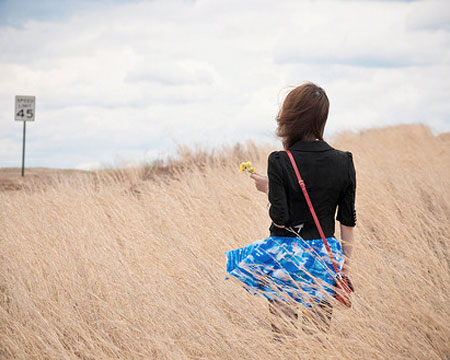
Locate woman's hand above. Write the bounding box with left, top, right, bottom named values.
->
left=340, top=263, right=354, bottom=292
left=340, top=224, right=354, bottom=277
left=250, top=172, right=269, bottom=194
left=341, top=263, right=350, bottom=276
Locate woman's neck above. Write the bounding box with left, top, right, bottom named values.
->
left=302, top=136, right=320, bottom=142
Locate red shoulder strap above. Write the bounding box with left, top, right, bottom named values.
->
left=285, top=150, right=340, bottom=275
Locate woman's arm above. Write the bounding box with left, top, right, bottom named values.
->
left=340, top=224, right=354, bottom=275
left=267, top=152, right=289, bottom=227
left=249, top=172, right=286, bottom=227
left=337, top=152, right=356, bottom=275
left=250, top=172, right=269, bottom=194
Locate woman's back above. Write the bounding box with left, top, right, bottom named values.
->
left=268, top=140, right=356, bottom=240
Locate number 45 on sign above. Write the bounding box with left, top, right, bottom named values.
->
left=15, top=95, right=35, bottom=121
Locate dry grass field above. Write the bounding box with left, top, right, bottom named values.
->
left=1, top=124, right=449, bottom=359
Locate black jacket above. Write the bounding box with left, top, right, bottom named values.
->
left=268, top=140, right=356, bottom=239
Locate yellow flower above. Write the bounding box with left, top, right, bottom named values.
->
left=239, top=161, right=255, bottom=174
left=239, top=162, right=249, bottom=173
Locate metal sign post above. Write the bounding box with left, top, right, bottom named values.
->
left=15, top=95, right=35, bottom=176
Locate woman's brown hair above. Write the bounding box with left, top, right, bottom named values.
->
left=276, top=82, right=329, bottom=149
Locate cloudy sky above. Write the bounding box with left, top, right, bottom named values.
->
left=0, top=0, right=449, bottom=169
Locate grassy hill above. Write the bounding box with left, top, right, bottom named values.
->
left=1, top=124, right=449, bottom=359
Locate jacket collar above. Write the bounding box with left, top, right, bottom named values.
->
left=289, top=140, right=333, bottom=152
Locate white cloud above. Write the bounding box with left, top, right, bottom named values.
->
left=0, top=0, right=449, bottom=168
left=274, top=1, right=447, bottom=67
left=75, top=161, right=102, bottom=170
left=407, top=0, right=450, bottom=32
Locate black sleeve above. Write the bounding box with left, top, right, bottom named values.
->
left=267, top=151, right=289, bottom=226
left=336, top=152, right=357, bottom=227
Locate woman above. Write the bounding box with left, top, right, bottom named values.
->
left=226, top=82, right=356, bottom=335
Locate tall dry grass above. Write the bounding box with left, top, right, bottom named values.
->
left=1, top=124, right=449, bottom=359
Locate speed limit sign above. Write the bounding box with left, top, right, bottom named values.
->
left=15, top=95, right=35, bottom=121
left=15, top=95, right=36, bottom=176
